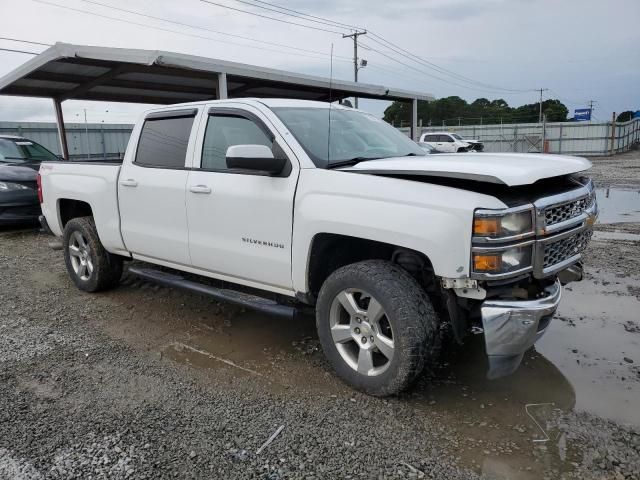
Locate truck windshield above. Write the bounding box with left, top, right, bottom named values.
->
left=0, top=138, right=59, bottom=162
left=271, top=107, right=425, bottom=168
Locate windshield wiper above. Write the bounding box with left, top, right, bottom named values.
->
left=327, top=157, right=381, bottom=169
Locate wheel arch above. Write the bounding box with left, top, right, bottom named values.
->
left=302, top=233, right=435, bottom=304
left=58, top=198, right=94, bottom=229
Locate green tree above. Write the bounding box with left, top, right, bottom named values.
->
left=382, top=97, right=569, bottom=125
left=616, top=111, right=634, bottom=122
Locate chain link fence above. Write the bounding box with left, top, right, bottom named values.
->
left=403, top=117, right=640, bottom=156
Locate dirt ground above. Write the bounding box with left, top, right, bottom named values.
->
left=1, top=153, right=640, bottom=479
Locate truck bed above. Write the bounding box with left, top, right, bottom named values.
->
left=39, top=161, right=127, bottom=255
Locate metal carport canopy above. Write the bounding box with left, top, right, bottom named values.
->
left=0, top=42, right=433, bottom=157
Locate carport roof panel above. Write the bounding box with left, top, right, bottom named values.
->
left=0, top=43, right=434, bottom=104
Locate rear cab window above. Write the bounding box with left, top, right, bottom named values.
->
left=134, top=109, right=197, bottom=168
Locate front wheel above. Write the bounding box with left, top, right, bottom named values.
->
left=63, top=216, right=123, bottom=292
left=316, top=260, right=440, bottom=396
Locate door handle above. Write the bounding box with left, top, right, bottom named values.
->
left=189, top=185, right=212, bottom=194
left=120, top=179, right=138, bottom=187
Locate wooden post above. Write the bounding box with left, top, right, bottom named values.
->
left=610, top=112, right=616, bottom=155
left=53, top=98, right=69, bottom=160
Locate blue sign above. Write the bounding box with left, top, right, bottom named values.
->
left=574, top=108, right=592, bottom=121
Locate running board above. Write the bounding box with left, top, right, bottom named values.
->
left=127, top=266, right=296, bottom=319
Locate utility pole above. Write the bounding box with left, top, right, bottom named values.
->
left=588, top=100, right=595, bottom=120
left=538, top=88, right=548, bottom=123
left=342, top=30, right=367, bottom=108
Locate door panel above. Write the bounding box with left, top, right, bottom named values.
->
left=186, top=170, right=296, bottom=288
left=186, top=106, right=298, bottom=290
left=119, top=164, right=191, bottom=265
left=118, top=111, right=200, bottom=265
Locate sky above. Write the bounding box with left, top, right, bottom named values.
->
left=0, top=0, right=638, bottom=124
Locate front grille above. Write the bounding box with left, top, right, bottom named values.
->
left=543, top=229, right=593, bottom=269
left=544, top=196, right=589, bottom=226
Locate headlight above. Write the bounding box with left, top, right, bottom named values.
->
left=472, top=243, right=533, bottom=275
left=473, top=207, right=534, bottom=240
left=586, top=188, right=597, bottom=210
left=0, top=181, right=30, bottom=191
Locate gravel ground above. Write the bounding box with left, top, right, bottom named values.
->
left=1, top=228, right=480, bottom=480
left=588, top=148, right=640, bottom=188
left=1, top=153, right=639, bottom=479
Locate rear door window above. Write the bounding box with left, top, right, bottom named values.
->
left=135, top=113, right=196, bottom=168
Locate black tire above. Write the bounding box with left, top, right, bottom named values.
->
left=457, top=147, right=468, bottom=153
left=316, top=260, right=440, bottom=396
left=63, top=216, right=123, bottom=292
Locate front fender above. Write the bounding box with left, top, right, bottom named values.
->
left=291, top=169, right=505, bottom=293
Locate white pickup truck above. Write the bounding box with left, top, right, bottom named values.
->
left=38, top=98, right=597, bottom=395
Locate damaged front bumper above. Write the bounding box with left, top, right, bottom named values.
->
left=481, top=279, right=562, bottom=379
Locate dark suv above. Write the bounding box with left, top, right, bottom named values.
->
left=0, top=135, right=60, bottom=226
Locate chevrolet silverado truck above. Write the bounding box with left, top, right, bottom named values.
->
left=38, top=99, right=597, bottom=395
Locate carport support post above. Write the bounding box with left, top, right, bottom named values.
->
left=411, top=98, right=418, bottom=141
left=53, top=98, right=69, bottom=160
left=218, top=72, right=228, bottom=99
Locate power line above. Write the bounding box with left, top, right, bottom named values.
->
left=360, top=41, right=534, bottom=95
left=230, top=0, right=353, bottom=31
left=0, top=37, right=51, bottom=47
left=0, top=47, right=39, bottom=55
left=245, top=0, right=361, bottom=30
left=213, top=0, right=534, bottom=93
left=77, top=0, right=351, bottom=61
left=33, top=0, right=353, bottom=64
left=365, top=34, right=534, bottom=93
left=199, top=0, right=346, bottom=35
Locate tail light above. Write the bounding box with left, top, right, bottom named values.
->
left=36, top=173, right=43, bottom=203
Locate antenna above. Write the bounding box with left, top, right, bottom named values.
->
left=327, top=43, right=334, bottom=164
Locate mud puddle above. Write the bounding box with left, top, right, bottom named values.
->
left=536, top=272, right=640, bottom=427
left=596, top=187, right=640, bottom=223
left=161, top=310, right=332, bottom=391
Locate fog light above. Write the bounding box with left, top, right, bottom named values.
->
left=472, top=244, right=533, bottom=276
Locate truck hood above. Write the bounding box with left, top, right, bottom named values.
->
left=339, top=153, right=592, bottom=186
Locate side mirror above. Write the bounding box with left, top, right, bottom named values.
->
left=226, top=144, right=286, bottom=175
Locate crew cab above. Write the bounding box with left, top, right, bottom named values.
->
left=38, top=99, right=597, bottom=395
left=420, top=132, right=480, bottom=152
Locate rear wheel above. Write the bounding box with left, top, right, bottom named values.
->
left=63, top=216, right=122, bottom=292
left=316, top=260, right=440, bottom=396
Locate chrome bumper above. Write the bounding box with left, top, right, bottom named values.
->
left=481, top=279, right=562, bottom=379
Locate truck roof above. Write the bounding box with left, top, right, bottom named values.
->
left=140, top=98, right=356, bottom=115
